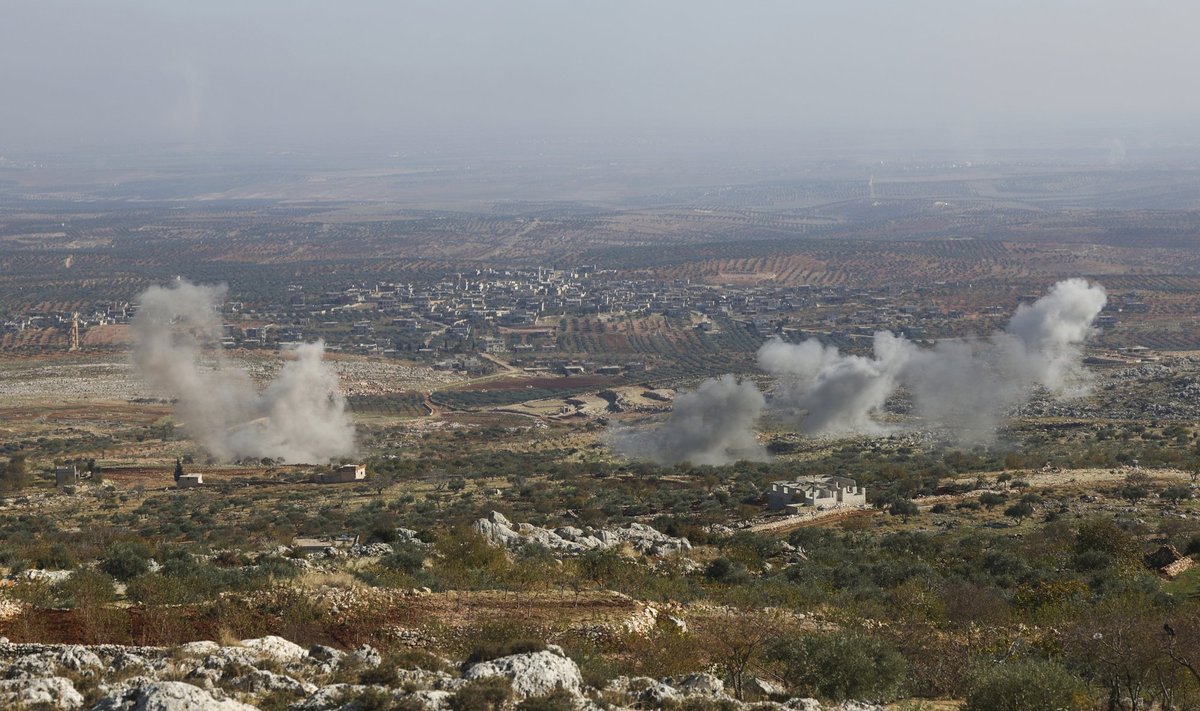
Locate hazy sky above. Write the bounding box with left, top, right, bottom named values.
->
left=3, top=1, right=1199, bottom=151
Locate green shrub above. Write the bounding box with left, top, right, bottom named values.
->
left=359, top=664, right=400, bottom=686
left=577, top=548, right=624, bottom=583
left=516, top=687, right=578, bottom=711
left=380, top=545, right=427, bottom=574
left=332, top=687, right=426, bottom=711
left=99, top=541, right=153, bottom=581
left=979, top=493, right=1007, bottom=510
left=126, top=573, right=190, bottom=605
left=34, top=543, right=77, bottom=570
left=449, top=676, right=512, bottom=711
left=963, top=659, right=1086, bottom=711
left=54, top=568, right=117, bottom=609
left=768, top=631, right=907, bottom=702
left=705, top=557, right=749, bottom=584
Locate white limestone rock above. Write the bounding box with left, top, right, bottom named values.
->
left=472, top=512, right=691, bottom=558
left=676, top=672, right=724, bottom=696
left=238, top=635, right=307, bottom=663
left=635, top=679, right=680, bottom=706
left=394, top=528, right=430, bottom=547
left=307, top=644, right=345, bottom=664
left=90, top=679, right=257, bottom=711
left=107, top=652, right=156, bottom=676
left=7, top=645, right=104, bottom=679
left=176, top=641, right=220, bottom=657
left=0, top=676, right=85, bottom=710
left=747, top=676, right=783, bottom=697
left=350, top=643, right=383, bottom=669
left=410, top=689, right=455, bottom=710
left=463, top=650, right=583, bottom=700
left=228, top=668, right=316, bottom=695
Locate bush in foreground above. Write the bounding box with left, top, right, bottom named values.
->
left=768, top=631, right=907, bottom=702
left=963, top=659, right=1087, bottom=711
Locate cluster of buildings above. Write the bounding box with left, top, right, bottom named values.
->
left=212, top=271, right=982, bottom=358
left=4, top=267, right=1136, bottom=369
left=3, top=302, right=131, bottom=337
left=767, top=476, right=868, bottom=513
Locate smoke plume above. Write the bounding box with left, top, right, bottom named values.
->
left=132, top=280, right=356, bottom=463
left=759, top=278, right=1107, bottom=441
left=610, top=279, right=1106, bottom=463
left=608, top=374, right=767, bottom=466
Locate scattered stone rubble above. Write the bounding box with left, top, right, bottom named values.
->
left=472, top=511, right=692, bottom=556
left=1144, top=544, right=1197, bottom=579
left=0, top=635, right=886, bottom=710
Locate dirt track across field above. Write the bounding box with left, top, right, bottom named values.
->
left=749, top=506, right=876, bottom=535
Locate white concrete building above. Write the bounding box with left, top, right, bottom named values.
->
left=177, top=473, right=204, bottom=489
left=767, top=476, right=866, bottom=511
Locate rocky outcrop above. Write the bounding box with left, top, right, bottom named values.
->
left=238, top=635, right=308, bottom=664
left=91, top=679, right=258, bottom=710
left=0, top=636, right=888, bottom=710
left=227, top=669, right=316, bottom=695
left=0, top=676, right=85, bottom=709
left=472, top=511, right=691, bottom=557
left=675, top=672, right=724, bottom=696
left=347, top=542, right=395, bottom=558
left=463, top=649, right=583, bottom=700
left=5, top=644, right=105, bottom=680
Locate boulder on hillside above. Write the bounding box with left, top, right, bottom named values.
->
left=90, top=679, right=258, bottom=710
left=675, top=672, right=724, bottom=696
left=463, top=649, right=583, bottom=700
left=228, top=669, right=316, bottom=695
left=616, top=677, right=681, bottom=707
left=0, top=677, right=85, bottom=710
left=472, top=511, right=691, bottom=558
left=7, top=645, right=104, bottom=679
left=239, top=635, right=308, bottom=663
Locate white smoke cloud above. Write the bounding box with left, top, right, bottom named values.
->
left=759, top=278, right=1108, bottom=442
left=132, top=279, right=356, bottom=463
left=607, top=374, right=767, bottom=466
left=758, top=332, right=915, bottom=435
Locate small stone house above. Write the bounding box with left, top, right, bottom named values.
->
left=1145, top=544, right=1196, bottom=579
left=177, top=473, right=204, bottom=489
left=767, top=476, right=866, bottom=512
left=317, top=464, right=367, bottom=484
left=54, top=465, right=78, bottom=487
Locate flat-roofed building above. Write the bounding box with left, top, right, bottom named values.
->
left=177, top=473, right=204, bottom=488
left=317, top=464, right=367, bottom=484
left=767, top=476, right=866, bottom=512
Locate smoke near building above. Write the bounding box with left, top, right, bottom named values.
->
left=131, top=279, right=356, bottom=463
left=613, top=279, right=1107, bottom=463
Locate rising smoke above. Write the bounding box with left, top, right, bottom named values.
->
left=611, top=279, right=1106, bottom=463
left=131, top=280, right=356, bottom=463
left=760, top=278, right=1107, bottom=441
left=607, top=374, right=768, bottom=466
